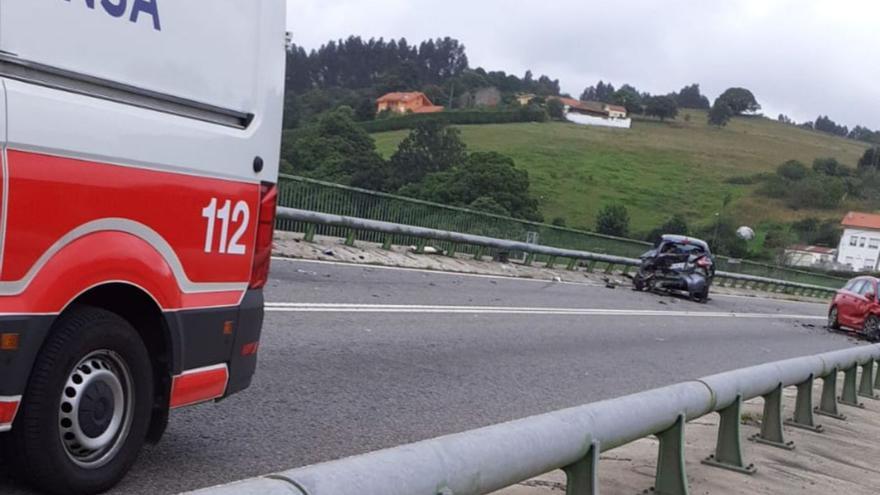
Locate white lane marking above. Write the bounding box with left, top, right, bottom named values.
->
left=271, top=256, right=603, bottom=287
left=265, top=302, right=825, bottom=320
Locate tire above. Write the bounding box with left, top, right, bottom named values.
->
left=690, top=287, right=710, bottom=304
left=828, top=306, right=841, bottom=331
left=864, top=315, right=880, bottom=342
left=6, top=306, right=153, bottom=495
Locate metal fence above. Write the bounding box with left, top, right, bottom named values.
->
left=276, top=175, right=847, bottom=289
left=188, top=344, right=880, bottom=495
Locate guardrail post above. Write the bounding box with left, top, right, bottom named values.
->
left=702, top=395, right=756, bottom=474
left=858, top=359, right=877, bottom=400
left=474, top=246, right=484, bottom=261
left=344, top=228, right=356, bottom=247
left=585, top=260, right=597, bottom=273
left=815, top=368, right=847, bottom=420
left=381, top=234, right=393, bottom=250
left=524, top=253, right=535, bottom=266
left=652, top=414, right=689, bottom=495
left=875, top=362, right=880, bottom=390
left=621, top=265, right=632, bottom=276
left=415, top=238, right=427, bottom=254
left=546, top=256, right=557, bottom=269
left=564, top=440, right=599, bottom=495
left=304, top=223, right=316, bottom=243
left=785, top=375, right=823, bottom=432
left=604, top=263, right=615, bottom=274
left=839, top=365, right=864, bottom=408
left=566, top=258, right=578, bottom=271
left=446, top=243, right=458, bottom=258
left=749, top=383, right=794, bottom=450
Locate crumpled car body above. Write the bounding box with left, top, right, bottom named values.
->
left=632, top=234, right=715, bottom=302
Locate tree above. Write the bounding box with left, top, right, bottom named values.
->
left=390, top=121, right=468, bottom=187
left=813, top=157, right=850, bottom=177
left=776, top=160, right=809, bottom=181
left=612, top=85, right=644, bottom=115
left=708, top=100, right=733, bottom=127
left=859, top=148, right=880, bottom=171
left=399, top=152, right=542, bottom=221
left=354, top=97, right=376, bottom=121
left=675, top=84, right=710, bottom=109
left=715, top=88, right=761, bottom=114
left=596, top=204, right=630, bottom=237
left=814, top=115, right=848, bottom=137
left=546, top=98, right=565, bottom=120
left=581, top=81, right=616, bottom=102
left=282, top=107, right=391, bottom=190
left=644, top=95, right=679, bottom=121
left=777, top=114, right=793, bottom=125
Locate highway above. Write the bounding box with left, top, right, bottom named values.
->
left=0, top=258, right=854, bottom=495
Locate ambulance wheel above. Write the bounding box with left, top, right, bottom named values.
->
left=6, top=306, right=153, bottom=495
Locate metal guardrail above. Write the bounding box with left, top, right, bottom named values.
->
left=276, top=174, right=848, bottom=289
left=277, top=207, right=840, bottom=298
left=188, top=344, right=880, bottom=495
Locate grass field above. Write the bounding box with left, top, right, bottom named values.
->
left=371, top=110, right=870, bottom=237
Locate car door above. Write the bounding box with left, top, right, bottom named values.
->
left=853, top=279, right=878, bottom=331
left=838, top=279, right=866, bottom=327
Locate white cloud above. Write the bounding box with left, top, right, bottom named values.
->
left=287, top=0, right=880, bottom=129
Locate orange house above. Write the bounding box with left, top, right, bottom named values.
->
left=376, top=92, right=444, bottom=114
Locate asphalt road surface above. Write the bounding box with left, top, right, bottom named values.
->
left=0, top=258, right=854, bottom=495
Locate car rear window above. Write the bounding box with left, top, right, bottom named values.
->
left=667, top=243, right=705, bottom=255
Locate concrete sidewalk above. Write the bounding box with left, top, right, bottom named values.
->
left=273, top=232, right=830, bottom=304
left=495, top=380, right=880, bottom=494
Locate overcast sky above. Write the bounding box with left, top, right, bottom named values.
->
left=286, top=0, right=880, bottom=129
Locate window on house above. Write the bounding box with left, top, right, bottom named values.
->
left=870, top=238, right=880, bottom=249
left=861, top=237, right=868, bottom=247
left=851, top=236, right=859, bottom=246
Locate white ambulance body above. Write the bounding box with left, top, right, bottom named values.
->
left=0, top=2, right=286, bottom=493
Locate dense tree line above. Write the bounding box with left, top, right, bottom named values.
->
left=577, top=81, right=711, bottom=120
left=283, top=36, right=560, bottom=129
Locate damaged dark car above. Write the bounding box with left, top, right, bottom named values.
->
left=632, top=235, right=715, bottom=303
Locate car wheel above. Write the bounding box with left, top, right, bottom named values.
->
left=691, top=287, right=709, bottom=304
left=864, top=315, right=880, bottom=342
left=5, top=306, right=153, bottom=495
left=828, top=306, right=841, bottom=331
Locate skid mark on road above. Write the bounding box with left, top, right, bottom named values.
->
left=265, top=302, right=825, bottom=320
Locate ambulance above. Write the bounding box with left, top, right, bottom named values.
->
left=0, top=2, right=285, bottom=493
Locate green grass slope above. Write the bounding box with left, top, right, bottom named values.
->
left=371, top=110, right=870, bottom=236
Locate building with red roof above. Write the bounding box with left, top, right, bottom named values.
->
left=376, top=92, right=444, bottom=115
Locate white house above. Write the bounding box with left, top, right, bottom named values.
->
left=836, top=212, right=880, bottom=271
left=783, top=245, right=836, bottom=268
left=547, top=97, right=632, bottom=129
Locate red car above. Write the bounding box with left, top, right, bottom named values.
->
left=829, top=276, right=880, bottom=341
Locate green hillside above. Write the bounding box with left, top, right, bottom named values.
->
left=371, top=110, right=870, bottom=236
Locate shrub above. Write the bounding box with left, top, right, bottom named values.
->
left=596, top=204, right=630, bottom=237
left=776, top=160, right=809, bottom=181
left=785, top=176, right=844, bottom=209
